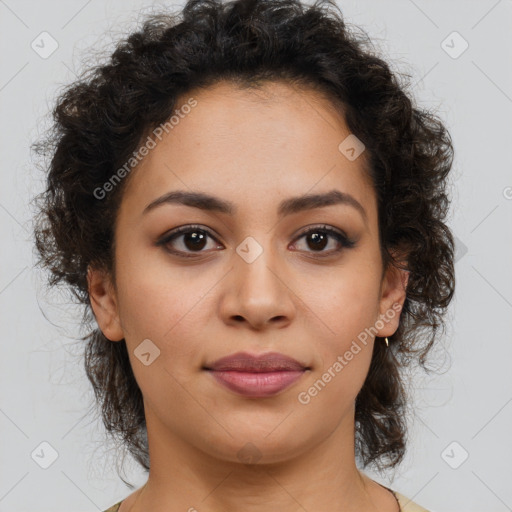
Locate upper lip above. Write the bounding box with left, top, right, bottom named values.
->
left=204, top=352, right=309, bottom=372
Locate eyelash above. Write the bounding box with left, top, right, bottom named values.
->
left=156, top=224, right=357, bottom=258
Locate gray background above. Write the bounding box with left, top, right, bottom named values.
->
left=1, top=0, right=511, bottom=511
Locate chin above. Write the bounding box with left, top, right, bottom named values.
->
left=195, top=427, right=318, bottom=466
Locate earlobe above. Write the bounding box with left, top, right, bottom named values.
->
left=87, top=266, right=124, bottom=341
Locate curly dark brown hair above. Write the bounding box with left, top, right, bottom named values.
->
left=32, top=0, right=455, bottom=478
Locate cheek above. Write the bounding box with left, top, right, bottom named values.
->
left=113, top=239, right=193, bottom=337
left=297, top=264, right=381, bottom=342
left=113, top=253, right=213, bottom=372
left=295, top=267, right=380, bottom=400
left=114, top=267, right=202, bottom=407
left=115, top=272, right=178, bottom=341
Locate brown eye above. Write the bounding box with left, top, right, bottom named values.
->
left=157, top=225, right=223, bottom=257
left=292, top=225, right=356, bottom=255
left=304, top=231, right=329, bottom=251
left=180, top=230, right=208, bottom=251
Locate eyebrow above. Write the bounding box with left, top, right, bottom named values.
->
left=143, top=189, right=368, bottom=223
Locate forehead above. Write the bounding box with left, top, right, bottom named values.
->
left=119, top=80, right=376, bottom=223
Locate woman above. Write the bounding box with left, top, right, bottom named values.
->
left=33, top=0, right=455, bottom=510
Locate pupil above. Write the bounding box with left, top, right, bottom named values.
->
left=185, top=232, right=206, bottom=251
left=308, top=232, right=327, bottom=251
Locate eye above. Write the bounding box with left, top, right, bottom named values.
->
left=156, top=224, right=223, bottom=257
left=291, top=225, right=356, bottom=256
left=156, top=223, right=357, bottom=259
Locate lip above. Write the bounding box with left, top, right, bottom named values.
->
left=205, top=351, right=308, bottom=372
left=203, top=351, right=310, bottom=398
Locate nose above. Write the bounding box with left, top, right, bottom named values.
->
left=218, top=243, right=296, bottom=331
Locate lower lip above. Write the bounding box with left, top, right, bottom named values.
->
left=207, top=370, right=306, bottom=397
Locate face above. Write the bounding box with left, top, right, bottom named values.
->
left=89, top=80, right=408, bottom=465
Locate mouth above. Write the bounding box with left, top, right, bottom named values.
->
left=203, top=351, right=310, bottom=398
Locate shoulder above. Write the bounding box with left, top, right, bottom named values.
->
left=102, top=501, right=123, bottom=512
left=393, top=490, right=431, bottom=512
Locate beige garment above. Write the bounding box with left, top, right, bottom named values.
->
left=394, top=490, right=431, bottom=511
left=103, top=488, right=432, bottom=512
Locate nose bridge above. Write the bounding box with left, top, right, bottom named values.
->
left=221, top=233, right=295, bottom=328
left=235, top=233, right=284, bottom=297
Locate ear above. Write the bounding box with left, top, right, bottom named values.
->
left=87, top=265, right=124, bottom=341
left=376, top=253, right=410, bottom=338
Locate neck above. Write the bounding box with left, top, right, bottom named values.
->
left=129, top=402, right=395, bottom=512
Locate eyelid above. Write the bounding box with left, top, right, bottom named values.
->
left=156, top=224, right=222, bottom=247
left=294, top=223, right=347, bottom=239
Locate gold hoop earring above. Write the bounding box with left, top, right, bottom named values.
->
left=384, top=337, right=389, bottom=347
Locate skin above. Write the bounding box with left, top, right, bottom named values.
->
left=88, top=80, right=409, bottom=512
